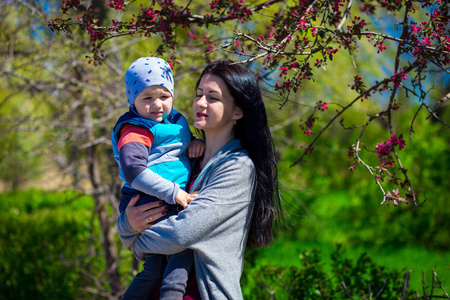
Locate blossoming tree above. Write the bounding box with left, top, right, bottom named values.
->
left=49, top=0, right=449, bottom=206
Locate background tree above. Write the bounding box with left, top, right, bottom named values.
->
left=1, top=1, right=127, bottom=296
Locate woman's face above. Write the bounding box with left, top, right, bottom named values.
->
left=193, top=74, right=242, bottom=134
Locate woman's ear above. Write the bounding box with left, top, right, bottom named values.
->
left=233, top=106, right=244, bottom=121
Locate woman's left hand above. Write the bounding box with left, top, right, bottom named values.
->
left=125, top=194, right=168, bottom=232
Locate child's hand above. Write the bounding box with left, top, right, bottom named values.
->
left=175, top=190, right=198, bottom=208
left=186, top=192, right=198, bottom=205
left=188, top=139, right=205, bottom=158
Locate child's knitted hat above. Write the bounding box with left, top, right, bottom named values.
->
left=124, top=57, right=174, bottom=107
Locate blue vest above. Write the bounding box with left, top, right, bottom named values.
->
left=111, top=108, right=192, bottom=192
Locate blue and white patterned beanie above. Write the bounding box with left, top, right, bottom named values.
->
left=124, top=57, right=174, bottom=107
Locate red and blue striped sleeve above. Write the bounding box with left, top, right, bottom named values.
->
left=118, top=124, right=179, bottom=204
left=118, top=124, right=154, bottom=185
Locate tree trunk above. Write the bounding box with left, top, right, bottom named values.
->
left=84, top=105, right=123, bottom=296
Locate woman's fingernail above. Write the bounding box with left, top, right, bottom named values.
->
left=162, top=211, right=167, bottom=215
left=159, top=201, right=163, bottom=205
left=164, top=206, right=169, bottom=211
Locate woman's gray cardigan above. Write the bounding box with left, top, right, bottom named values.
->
left=117, top=139, right=256, bottom=299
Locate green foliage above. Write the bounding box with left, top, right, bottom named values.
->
left=263, top=99, right=449, bottom=298
left=242, top=248, right=331, bottom=299
left=0, top=190, right=105, bottom=300
left=242, top=245, right=447, bottom=299
left=330, top=245, right=406, bottom=299
left=276, top=99, right=449, bottom=250
left=0, top=84, right=45, bottom=189
left=2, top=187, right=447, bottom=298
left=0, top=131, right=43, bottom=189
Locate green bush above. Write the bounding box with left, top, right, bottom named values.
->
left=242, top=245, right=447, bottom=299
left=1, top=189, right=448, bottom=299
left=0, top=190, right=104, bottom=300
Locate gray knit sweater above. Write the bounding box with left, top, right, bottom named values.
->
left=117, top=139, right=256, bottom=299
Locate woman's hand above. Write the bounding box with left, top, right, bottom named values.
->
left=125, top=195, right=168, bottom=232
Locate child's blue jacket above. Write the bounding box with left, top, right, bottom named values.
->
left=111, top=108, right=192, bottom=204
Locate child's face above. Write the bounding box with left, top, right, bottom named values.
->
left=134, top=86, right=173, bottom=122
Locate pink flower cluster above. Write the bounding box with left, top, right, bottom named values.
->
left=391, top=99, right=400, bottom=110
left=328, top=0, right=345, bottom=24
left=359, top=3, right=375, bottom=15
left=379, top=0, right=403, bottom=11
left=209, top=0, right=252, bottom=23
left=297, top=101, right=329, bottom=136
left=299, top=117, right=314, bottom=135
left=274, top=58, right=305, bottom=94
left=376, top=134, right=406, bottom=161
left=275, top=79, right=298, bottom=92
left=297, top=19, right=307, bottom=29
left=76, top=7, right=106, bottom=46
left=319, top=102, right=328, bottom=111
left=61, top=0, right=80, bottom=14
left=347, top=16, right=367, bottom=31
left=351, top=75, right=362, bottom=89
left=106, top=0, right=125, bottom=11
left=314, top=59, right=324, bottom=67
left=408, top=9, right=449, bottom=63
left=392, top=68, right=407, bottom=88
left=386, top=189, right=409, bottom=207
left=375, top=40, right=387, bottom=53
left=349, top=75, right=369, bottom=99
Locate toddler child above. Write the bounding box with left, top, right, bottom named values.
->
left=112, top=57, right=203, bottom=299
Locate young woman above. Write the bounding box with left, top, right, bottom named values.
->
left=117, top=60, right=284, bottom=299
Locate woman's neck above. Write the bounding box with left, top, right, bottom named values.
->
left=201, top=129, right=235, bottom=168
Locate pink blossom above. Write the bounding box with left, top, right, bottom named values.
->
left=392, top=68, right=407, bottom=88
left=376, top=134, right=406, bottom=162
left=298, top=19, right=307, bottom=28
left=375, top=40, right=387, bottom=53
left=319, top=102, right=328, bottom=111
left=306, top=117, right=314, bottom=128
left=410, top=23, right=421, bottom=33
left=420, top=37, right=431, bottom=46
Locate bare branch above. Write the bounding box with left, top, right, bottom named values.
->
left=289, top=61, right=418, bottom=168
left=432, top=270, right=450, bottom=299
left=341, top=281, right=355, bottom=299
left=373, top=277, right=387, bottom=299
left=410, top=103, right=423, bottom=140
left=354, top=116, right=388, bottom=204
left=423, top=270, right=429, bottom=300
left=336, top=0, right=353, bottom=31
left=270, top=0, right=321, bottom=62
left=401, top=270, right=411, bottom=300
left=270, top=114, right=301, bottom=133
left=423, top=102, right=450, bottom=128
left=432, top=92, right=450, bottom=112
left=358, top=32, right=449, bottom=55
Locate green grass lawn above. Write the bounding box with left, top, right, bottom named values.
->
left=254, top=239, right=450, bottom=296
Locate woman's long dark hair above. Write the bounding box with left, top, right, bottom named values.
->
left=196, top=60, right=284, bottom=248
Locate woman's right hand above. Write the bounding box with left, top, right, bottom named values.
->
left=125, top=195, right=168, bottom=232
